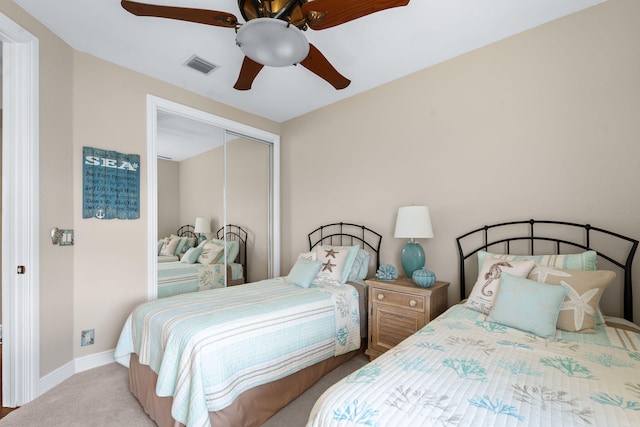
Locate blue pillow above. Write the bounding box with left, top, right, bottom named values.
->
left=180, top=247, right=203, bottom=264
left=347, top=249, right=371, bottom=282
left=286, top=257, right=323, bottom=288
left=174, top=236, right=188, bottom=255
left=211, top=238, right=240, bottom=263
left=478, top=250, right=597, bottom=274
left=486, top=272, right=569, bottom=339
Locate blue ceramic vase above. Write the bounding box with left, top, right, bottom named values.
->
left=412, top=268, right=436, bottom=288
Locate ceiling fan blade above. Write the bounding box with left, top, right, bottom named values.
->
left=302, top=0, right=410, bottom=30
left=233, top=56, right=265, bottom=90
left=300, top=44, right=350, bottom=90
left=121, top=0, right=238, bottom=28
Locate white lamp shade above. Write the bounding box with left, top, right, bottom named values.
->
left=194, top=217, right=211, bottom=234
left=394, top=206, right=434, bottom=239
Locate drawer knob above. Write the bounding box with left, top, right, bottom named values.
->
left=409, top=299, right=417, bottom=307
left=377, top=294, right=385, bottom=300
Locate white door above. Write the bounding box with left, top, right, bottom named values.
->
left=0, top=13, right=39, bottom=407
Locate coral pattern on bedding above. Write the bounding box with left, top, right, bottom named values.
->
left=115, top=278, right=361, bottom=427
left=307, top=304, right=640, bottom=427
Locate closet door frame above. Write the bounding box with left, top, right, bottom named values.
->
left=146, top=95, right=280, bottom=299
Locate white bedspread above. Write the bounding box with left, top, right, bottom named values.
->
left=307, top=304, right=640, bottom=426
left=115, top=278, right=361, bottom=427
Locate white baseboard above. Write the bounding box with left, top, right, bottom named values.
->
left=37, top=360, right=74, bottom=396
left=38, top=349, right=116, bottom=396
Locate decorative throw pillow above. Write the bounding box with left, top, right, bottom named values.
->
left=465, top=257, right=535, bottom=314
left=478, top=250, right=597, bottom=273
left=211, top=238, right=240, bottom=263
left=180, top=247, right=203, bottom=264
left=184, top=237, right=197, bottom=251
left=487, top=273, right=569, bottom=339
left=313, top=245, right=359, bottom=285
left=298, top=251, right=317, bottom=262
left=159, top=236, right=181, bottom=256
left=286, top=257, right=324, bottom=288
left=173, top=236, right=189, bottom=255
left=347, top=249, right=371, bottom=282
left=527, top=268, right=615, bottom=332
left=197, top=241, right=225, bottom=265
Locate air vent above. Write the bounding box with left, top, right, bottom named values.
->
left=185, top=55, right=218, bottom=75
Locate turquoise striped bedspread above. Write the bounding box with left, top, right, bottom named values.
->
left=115, top=278, right=361, bottom=427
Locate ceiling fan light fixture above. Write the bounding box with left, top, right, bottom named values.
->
left=236, top=18, right=310, bottom=67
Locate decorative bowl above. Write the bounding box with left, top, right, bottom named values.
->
left=376, top=264, right=398, bottom=281
left=412, top=268, right=436, bottom=288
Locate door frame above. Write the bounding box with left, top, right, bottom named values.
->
left=0, top=13, right=39, bottom=406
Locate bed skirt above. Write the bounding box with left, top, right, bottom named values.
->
left=129, top=349, right=360, bottom=427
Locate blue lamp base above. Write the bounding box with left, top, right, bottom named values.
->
left=198, top=234, right=207, bottom=244
left=401, top=241, right=425, bottom=278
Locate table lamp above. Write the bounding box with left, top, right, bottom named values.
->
left=394, top=206, right=434, bottom=277
left=194, top=217, right=211, bottom=244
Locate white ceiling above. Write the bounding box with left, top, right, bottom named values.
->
left=156, top=110, right=225, bottom=161
left=12, top=0, right=604, bottom=123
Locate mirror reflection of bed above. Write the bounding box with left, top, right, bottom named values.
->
left=156, top=224, right=248, bottom=298
left=156, top=111, right=271, bottom=289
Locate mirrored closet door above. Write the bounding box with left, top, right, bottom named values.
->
left=148, top=96, right=280, bottom=300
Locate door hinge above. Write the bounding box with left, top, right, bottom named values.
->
left=17, top=265, right=26, bottom=274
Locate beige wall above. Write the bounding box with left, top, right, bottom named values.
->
left=71, top=52, right=280, bottom=362
left=281, top=0, right=640, bottom=319
left=179, top=146, right=225, bottom=232
left=173, top=139, right=270, bottom=282
left=226, top=138, right=270, bottom=282
left=157, top=159, right=180, bottom=238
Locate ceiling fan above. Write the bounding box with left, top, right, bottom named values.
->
left=121, top=0, right=410, bottom=90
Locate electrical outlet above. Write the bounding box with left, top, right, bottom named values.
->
left=81, top=329, right=95, bottom=346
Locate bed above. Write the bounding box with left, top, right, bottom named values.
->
left=115, top=222, right=382, bottom=427
left=307, top=219, right=640, bottom=426
left=157, top=224, right=248, bottom=298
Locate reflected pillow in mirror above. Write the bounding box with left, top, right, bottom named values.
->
left=197, top=241, right=225, bottom=265
left=181, top=247, right=203, bottom=264
left=173, top=236, right=189, bottom=255
left=159, top=236, right=181, bottom=256
left=211, top=238, right=240, bottom=263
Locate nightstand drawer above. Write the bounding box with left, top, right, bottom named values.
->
left=371, top=288, right=425, bottom=312
left=365, top=278, right=449, bottom=361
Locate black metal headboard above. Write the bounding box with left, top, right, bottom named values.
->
left=308, top=222, right=382, bottom=274
left=176, top=224, right=197, bottom=240
left=216, top=224, right=248, bottom=279
left=456, top=219, right=638, bottom=321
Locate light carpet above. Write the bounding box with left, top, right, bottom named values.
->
left=0, top=353, right=368, bottom=426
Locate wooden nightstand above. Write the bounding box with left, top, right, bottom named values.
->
left=365, top=277, right=449, bottom=360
